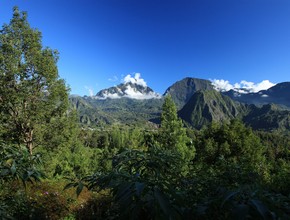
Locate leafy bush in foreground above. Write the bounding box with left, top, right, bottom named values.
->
left=66, top=147, right=187, bottom=219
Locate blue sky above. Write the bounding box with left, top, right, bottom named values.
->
left=1, top=0, right=290, bottom=96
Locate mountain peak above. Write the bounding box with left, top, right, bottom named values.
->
left=179, top=90, right=245, bottom=129
left=223, top=81, right=290, bottom=108
left=94, top=82, right=161, bottom=100
left=164, top=77, right=214, bottom=109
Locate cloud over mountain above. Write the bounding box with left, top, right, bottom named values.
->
left=211, top=79, right=276, bottom=93
left=108, top=75, right=118, bottom=82
left=123, top=84, right=160, bottom=99
left=85, top=86, right=94, bottom=97
left=123, top=73, right=147, bottom=87
left=94, top=73, right=161, bottom=100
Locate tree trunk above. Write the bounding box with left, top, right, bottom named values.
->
left=25, top=129, right=34, bottom=155
left=27, top=141, right=33, bottom=155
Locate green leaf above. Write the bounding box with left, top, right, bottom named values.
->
left=232, top=204, right=249, bottom=220
left=63, top=182, right=77, bottom=191
left=249, top=199, right=273, bottom=220
left=10, top=161, right=16, bottom=175
left=135, top=182, right=145, bottom=197
left=76, top=182, right=84, bottom=197
left=115, top=183, right=132, bottom=202
left=221, top=190, right=239, bottom=207
left=27, top=170, right=34, bottom=177
left=154, top=187, right=171, bottom=217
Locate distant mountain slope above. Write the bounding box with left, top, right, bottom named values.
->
left=243, top=104, right=290, bottom=131
left=70, top=77, right=290, bottom=132
left=70, top=96, right=115, bottom=125
left=179, top=90, right=246, bottom=129
left=164, top=77, right=214, bottom=109
left=70, top=96, right=163, bottom=126
left=223, top=82, right=290, bottom=108
left=70, top=79, right=162, bottom=126
left=178, top=89, right=290, bottom=131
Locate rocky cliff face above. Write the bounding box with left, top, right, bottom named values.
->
left=179, top=90, right=246, bottom=129
left=164, top=77, right=214, bottom=109
left=70, top=77, right=290, bottom=131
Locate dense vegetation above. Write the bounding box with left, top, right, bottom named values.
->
left=70, top=81, right=290, bottom=132
left=1, top=7, right=290, bottom=220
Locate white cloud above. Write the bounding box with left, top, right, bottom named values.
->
left=211, top=79, right=275, bottom=93
left=94, top=84, right=161, bottom=100
left=261, top=94, right=269, bottom=98
left=108, top=75, right=118, bottom=82
left=123, top=84, right=161, bottom=99
left=104, top=93, right=121, bottom=99
left=84, top=86, right=94, bottom=97
left=244, top=80, right=275, bottom=92
left=94, top=91, right=121, bottom=100
left=123, top=73, right=147, bottom=87
left=211, top=79, right=234, bottom=92
left=94, top=73, right=161, bottom=100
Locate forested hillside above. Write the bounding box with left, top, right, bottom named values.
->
left=70, top=76, right=290, bottom=132
left=1, top=8, right=290, bottom=220
left=70, top=95, right=162, bottom=127
left=178, top=89, right=246, bottom=129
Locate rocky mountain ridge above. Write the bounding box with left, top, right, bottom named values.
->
left=93, top=82, right=161, bottom=100
left=70, top=77, right=290, bottom=131
left=223, top=82, right=290, bottom=108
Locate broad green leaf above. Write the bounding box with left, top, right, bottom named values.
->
left=250, top=199, right=273, bottom=220
left=221, top=190, right=239, bottom=207
left=135, top=182, right=145, bottom=197
left=76, top=182, right=84, bottom=197
left=154, top=187, right=171, bottom=217
left=231, top=204, right=249, bottom=220
left=63, top=182, right=77, bottom=191
left=10, top=161, right=16, bottom=175
left=115, top=183, right=132, bottom=202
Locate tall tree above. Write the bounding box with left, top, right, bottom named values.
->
left=159, top=95, right=195, bottom=163
left=0, top=7, right=69, bottom=154
left=194, top=120, right=267, bottom=184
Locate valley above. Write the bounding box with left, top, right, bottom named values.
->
left=71, top=77, right=290, bottom=132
